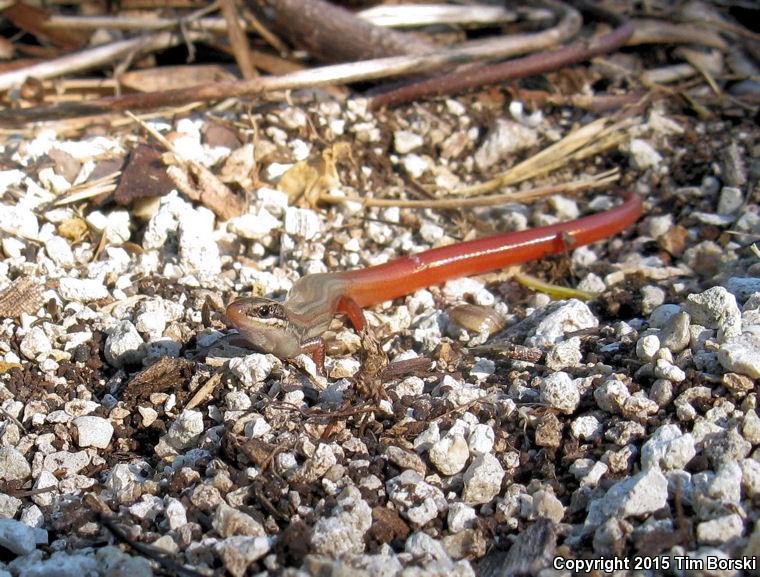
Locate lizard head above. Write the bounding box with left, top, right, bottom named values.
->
left=225, top=297, right=302, bottom=359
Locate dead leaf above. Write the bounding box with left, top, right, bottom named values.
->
left=89, top=157, right=128, bottom=207
left=276, top=142, right=351, bottom=206
left=202, top=121, right=242, bottom=150
left=3, top=2, right=89, bottom=50
left=122, top=356, right=195, bottom=403
left=47, top=148, right=81, bottom=183
left=236, top=436, right=277, bottom=468
left=57, top=217, right=88, bottom=241
left=112, top=145, right=174, bottom=206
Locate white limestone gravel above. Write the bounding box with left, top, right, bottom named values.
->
left=0, top=448, right=31, bottom=482
left=0, top=519, right=38, bottom=555
left=428, top=433, right=469, bottom=475
left=71, top=416, right=114, bottom=449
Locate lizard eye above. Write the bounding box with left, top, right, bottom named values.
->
left=257, top=305, right=274, bottom=318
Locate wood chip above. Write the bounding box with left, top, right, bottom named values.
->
left=185, top=372, right=222, bottom=410
left=0, top=277, right=45, bottom=318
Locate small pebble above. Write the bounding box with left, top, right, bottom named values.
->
left=58, top=277, right=109, bottom=302
left=650, top=379, right=674, bottom=407
left=684, top=287, right=742, bottom=340
left=428, top=433, right=469, bottom=476
left=594, top=379, right=630, bottom=414
left=571, top=415, right=602, bottom=441
left=394, top=130, right=424, bottom=154
left=474, top=119, right=538, bottom=171
left=654, top=358, right=686, bottom=382
left=0, top=519, right=38, bottom=555
left=659, top=311, right=691, bottom=352
left=641, top=424, right=696, bottom=471
left=725, top=277, right=760, bottom=304
left=462, top=453, right=504, bottom=505
left=545, top=337, right=582, bottom=370
left=284, top=207, right=321, bottom=240
left=20, top=327, right=52, bottom=360
left=539, top=372, right=580, bottom=414
left=0, top=447, right=31, bottom=482
left=104, top=320, right=145, bottom=367
left=718, top=332, right=760, bottom=379
left=716, top=186, right=743, bottom=215
left=72, top=416, right=114, bottom=449
left=447, top=503, right=477, bottom=533
left=696, top=513, right=744, bottom=545
left=213, top=503, right=265, bottom=538
left=628, top=139, right=662, bottom=170
left=467, top=424, right=495, bottom=455
left=636, top=334, right=661, bottom=362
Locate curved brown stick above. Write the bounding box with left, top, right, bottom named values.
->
left=248, top=0, right=435, bottom=62
left=368, top=21, right=635, bottom=110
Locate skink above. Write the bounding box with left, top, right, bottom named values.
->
left=226, top=193, right=642, bottom=366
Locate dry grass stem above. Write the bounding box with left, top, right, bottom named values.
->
left=456, top=118, right=636, bottom=197
left=319, top=170, right=620, bottom=209
left=53, top=171, right=121, bottom=206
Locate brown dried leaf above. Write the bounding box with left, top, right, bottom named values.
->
left=57, top=217, right=88, bottom=241
left=203, top=122, right=242, bottom=150
left=276, top=142, right=351, bottom=206
left=3, top=2, right=89, bottom=50
left=236, top=436, right=277, bottom=468
left=87, top=158, right=128, bottom=208
left=0, top=277, right=44, bottom=318
left=47, top=148, right=81, bottom=184
left=122, top=356, right=195, bottom=403
left=119, top=65, right=237, bottom=93
left=113, top=145, right=174, bottom=206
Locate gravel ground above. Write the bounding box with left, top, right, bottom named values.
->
left=0, top=81, right=759, bottom=576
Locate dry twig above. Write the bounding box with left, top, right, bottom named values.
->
left=368, top=20, right=634, bottom=109
left=220, top=0, right=257, bottom=79
left=0, top=2, right=580, bottom=123
left=247, top=0, right=435, bottom=62
left=0, top=30, right=209, bottom=92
